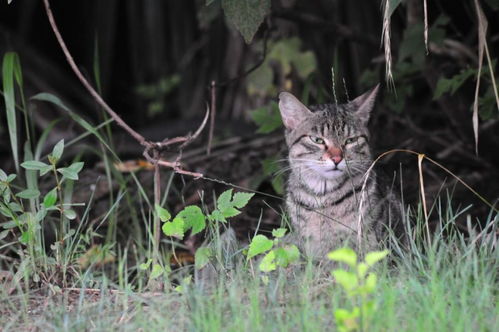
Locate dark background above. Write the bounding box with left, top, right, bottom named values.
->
left=1, top=0, right=498, bottom=233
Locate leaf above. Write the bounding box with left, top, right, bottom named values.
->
left=327, top=247, right=357, bottom=268
left=433, top=68, right=475, bottom=99
left=162, top=217, right=185, bottom=239
left=209, top=209, right=226, bottom=223
left=365, top=273, right=377, bottom=293
left=0, top=169, right=6, bottom=181
left=195, top=247, right=213, bottom=270
left=222, top=206, right=240, bottom=218
left=40, top=165, right=53, bottom=176
left=176, top=205, right=206, bottom=236
left=139, top=258, right=152, bottom=270
left=2, top=52, right=22, bottom=173
left=357, top=262, right=369, bottom=279
left=232, top=192, right=254, bottom=208
left=272, top=228, right=287, bottom=238
left=155, top=203, right=171, bottom=222
left=331, top=269, right=358, bottom=291
left=364, top=250, right=390, bottom=266
left=247, top=234, right=273, bottom=259
left=150, top=263, right=164, bottom=279
left=259, top=250, right=276, bottom=272
left=249, top=102, right=283, bottom=134
left=57, top=167, right=78, bottom=180
left=43, top=188, right=58, bottom=208
left=15, top=189, right=40, bottom=199
left=274, top=245, right=300, bottom=267
left=51, top=139, right=64, bottom=162
left=21, top=160, right=49, bottom=171
left=221, top=0, right=270, bottom=43
left=6, top=174, right=16, bottom=183
left=68, top=161, right=84, bottom=174
left=217, top=189, right=233, bottom=211
left=63, top=209, right=77, bottom=220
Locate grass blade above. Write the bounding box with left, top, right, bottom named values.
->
left=2, top=52, right=21, bottom=172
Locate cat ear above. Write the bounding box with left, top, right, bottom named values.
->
left=350, top=84, right=380, bottom=124
left=278, top=92, right=313, bottom=129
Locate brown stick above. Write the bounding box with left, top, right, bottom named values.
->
left=207, top=81, right=216, bottom=155
left=42, top=0, right=208, bottom=177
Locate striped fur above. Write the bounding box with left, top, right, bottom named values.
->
left=279, top=86, right=403, bottom=259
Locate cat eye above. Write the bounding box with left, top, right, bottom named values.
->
left=344, top=137, right=359, bottom=145
left=309, top=136, right=325, bottom=144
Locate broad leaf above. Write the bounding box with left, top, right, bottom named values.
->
left=63, top=209, right=77, bottom=220
left=247, top=234, right=273, bottom=259
left=21, top=160, right=49, bottom=171
left=150, top=263, right=164, bottom=279
left=16, top=189, right=40, bottom=199
left=155, top=204, right=171, bottom=222
left=176, top=205, right=206, bottom=236
left=327, top=247, right=357, bottom=268
left=43, top=188, right=57, bottom=208
left=259, top=250, right=276, bottom=272
left=195, top=247, right=213, bottom=270
left=331, top=269, right=358, bottom=291
left=162, top=217, right=185, bottom=239
left=57, top=167, right=78, bottom=180
left=221, top=0, right=270, bottom=43
left=272, top=228, right=287, bottom=238
left=232, top=192, right=254, bottom=208
left=364, top=250, right=389, bottom=266
left=51, top=139, right=64, bottom=161
left=217, top=189, right=233, bottom=211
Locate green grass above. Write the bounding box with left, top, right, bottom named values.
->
left=1, top=209, right=498, bottom=331
left=1, top=51, right=497, bottom=331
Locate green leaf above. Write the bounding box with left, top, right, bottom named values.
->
left=365, top=273, right=377, bottom=293
left=195, top=247, right=213, bottom=270
left=68, top=161, right=84, bottom=174
left=176, top=205, right=206, bottom=236
left=139, top=258, right=152, bottom=270
left=357, top=262, right=369, bottom=279
left=0, top=169, right=6, bottom=181
left=63, top=209, right=77, bottom=220
left=433, top=68, right=475, bottom=99
left=327, top=247, right=357, bottom=268
left=43, top=188, right=57, bottom=208
left=16, top=189, right=40, bottom=199
left=150, top=263, right=164, bottom=279
left=222, top=206, right=240, bottom=218
left=155, top=203, right=171, bottom=222
left=221, top=0, right=270, bottom=43
left=364, top=250, right=390, bottom=266
left=217, top=189, right=233, bottom=211
left=162, top=217, right=185, bottom=239
left=2, top=52, right=22, bottom=173
left=331, top=269, right=358, bottom=291
left=249, top=102, right=283, bottom=134
left=57, top=167, right=78, bottom=180
left=387, top=0, right=403, bottom=17
left=209, top=209, right=226, bottom=223
left=232, top=192, right=254, bottom=208
left=259, top=250, right=276, bottom=272
left=19, top=231, right=30, bottom=244
left=273, top=245, right=299, bottom=268
left=247, top=234, right=273, bottom=259
left=272, top=228, right=287, bottom=238
left=6, top=174, right=16, bottom=183
left=21, top=160, right=49, bottom=170
left=40, top=165, right=52, bottom=176
left=51, top=139, right=64, bottom=162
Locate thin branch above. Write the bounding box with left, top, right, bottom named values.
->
left=43, top=0, right=147, bottom=146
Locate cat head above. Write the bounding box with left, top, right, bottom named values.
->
left=278, top=85, right=379, bottom=180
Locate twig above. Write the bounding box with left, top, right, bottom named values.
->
left=42, top=0, right=208, bottom=179
left=207, top=81, right=216, bottom=155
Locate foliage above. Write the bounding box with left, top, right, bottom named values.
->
left=218, top=0, right=270, bottom=44
left=328, top=248, right=389, bottom=332
left=246, top=227, right=300, bottom=272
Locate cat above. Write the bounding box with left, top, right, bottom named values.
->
left=278, top=85, right=405, bottom=260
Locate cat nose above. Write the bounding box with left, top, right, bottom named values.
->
left=326, top=147, right=343, bottom=165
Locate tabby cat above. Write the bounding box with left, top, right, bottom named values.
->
left=278, top=85, right=404, bottom=259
